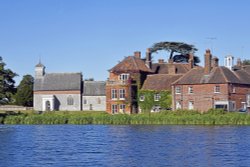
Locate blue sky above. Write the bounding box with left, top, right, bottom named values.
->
left=1, top=0, right=250, bottom=84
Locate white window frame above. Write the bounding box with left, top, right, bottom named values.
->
left=119, top=73, right=130, bottom=81
left=232, top=87, right=236, bottom=93
left=112, top=104, right=118, bottom=114
left=176, top=101, right=182, bottom=109
left=140, top=95, right=145, bottom=101
left=188, top=86, right=193, bottom=94
left=214, top=85, right=220, bottom=93
left=111, top=89, right=118, bottom=100
left=188, top=101, right=194, bottom=110
left=175, top=86, right=181, bottom=94
left=154, top=93, right=160, bottom=101
left=119, top=89, right=125, bottom=100
left=119, top=104, right=126, bottom=113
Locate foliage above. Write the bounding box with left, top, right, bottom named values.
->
left=3, top=110, right=250, bottom=125
left=0, top=56, right=17, bottom=104
left=150, top=41, right=200, bottom=65
left=138, top=90, right=172, bottom=113
left=15, top=75, right=34, bottom=106
left=242, top=59, right=250, bottom=65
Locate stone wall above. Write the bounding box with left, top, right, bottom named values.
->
left=0, top=105, right=33, bottom=111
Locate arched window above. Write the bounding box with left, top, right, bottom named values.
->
left=67, top=96, right=74, bottom=105
left=97, top=97, right=101, bottom=104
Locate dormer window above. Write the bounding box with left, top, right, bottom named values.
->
left=119, top=73, right=129, bottom=81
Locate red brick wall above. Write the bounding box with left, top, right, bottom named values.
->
left=229, top=84, right=250, bottom=110
left=106, top=84, right=131, bottom=114
left=173, top=83, right=250, bottom=112
left=173, top=84, right=229, bottom=112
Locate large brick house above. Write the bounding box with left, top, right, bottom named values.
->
left=106, top=49, right=195, bottom=114
left=106, top=51, right=153, bottom=114
left=172, top=49, right=250, bottom=112
left=33, top=62, right=106, bottom=111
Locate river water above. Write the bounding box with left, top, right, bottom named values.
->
left=0, top=125, right=250, bottom=167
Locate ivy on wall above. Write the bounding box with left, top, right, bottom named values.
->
left=138, top=90, right=172, bottom=113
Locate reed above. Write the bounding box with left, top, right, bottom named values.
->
left=2, top=110, right=250, bottom=125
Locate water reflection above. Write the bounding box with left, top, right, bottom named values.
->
left=0, top=125, right=250, bottom=167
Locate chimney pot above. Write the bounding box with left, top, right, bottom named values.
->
left=158, top=59, right=164, bottom=63
left=212, top=57, right=219, bottom=68
left=134, top=51, right=141, bottom=59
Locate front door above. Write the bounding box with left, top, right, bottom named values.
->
left=45, top=101, right=51, bottom=111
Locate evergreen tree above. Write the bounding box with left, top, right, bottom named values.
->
left=0, top=56, right=17, bottom=104
left=15, top=75, right=34, bottom=107
left=243, top=59, right=250, bottom=65
left=150, top=41, right=200, bottom=65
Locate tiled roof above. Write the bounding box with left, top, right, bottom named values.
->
left=173, top=66, right=250, bottom=85
left=83, top=81, right=106, bottom=96
left=152, top=63, right=190, bottom=74
left=34, top=73, right=82, bottom=91
left=109, top=56, right=153, bottom=73
left=142, top=74, right=183, bottom=91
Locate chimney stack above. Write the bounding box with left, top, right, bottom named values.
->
left=237, top=58, right=242, bottom=67
left=204, top=49, right=212, bottom=74
left=134, top=51, right=141, bottom=59
left=212, top=57, right=219, bottom=68
left=188, top=53, right=194, bottom=69
left=168, top=64, right=176, bottom=74
left=158, top=59, right=164, bottom=64
left=146, top=48, right=152, bottom=69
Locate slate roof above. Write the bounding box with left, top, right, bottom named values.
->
left=245, top=65, right=250, bottom=74
left=173, top=66, right=250, bottom=85
left=142, top=74, right=183, bottom=91
left=83, top=81, right=106, bottom=96
left=34, top=73, right=82, bottom=91
left=109, top=56, right=153, bottom=73
left=152, top=63, right=190, bottom=74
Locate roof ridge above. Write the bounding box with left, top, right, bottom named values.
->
left=172, top=68, right=198, bottom=85
left=131, top=56, right=139, bottom=70
left=219, top=67, right=229, bottom=83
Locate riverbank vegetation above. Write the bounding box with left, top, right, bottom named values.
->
left=1, top=109, right=250, bottom=125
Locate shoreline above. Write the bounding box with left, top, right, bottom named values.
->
left=1, top=110, right=250, bottom=125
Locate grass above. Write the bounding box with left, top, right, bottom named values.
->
left=2, top=109, right=250, bottom=125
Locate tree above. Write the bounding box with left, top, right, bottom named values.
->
left=242, top=59, right=250, bottom=65
left=0, top=56, right=17, bottom=104
left=150, top=41, right=200, bottom=65
left=15, top=75, right=34, bottom=107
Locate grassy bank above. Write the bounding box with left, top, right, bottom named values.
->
left=1, top=109, right=250, bottom=125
